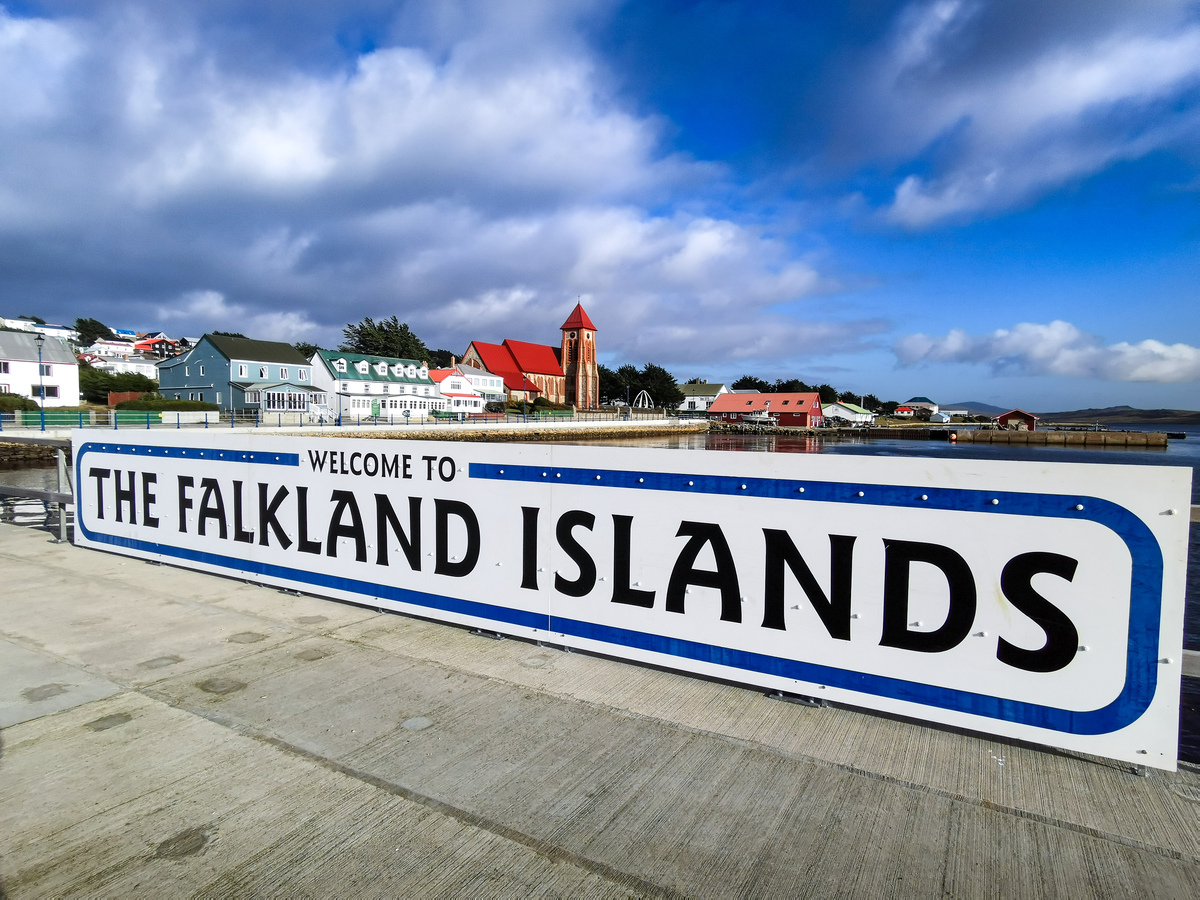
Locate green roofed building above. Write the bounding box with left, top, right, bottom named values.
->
left=309, top=350, right=445, bottom=421
left=676, top=381, right=728, bottom=413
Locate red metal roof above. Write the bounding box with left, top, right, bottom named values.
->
left=463, top=342, right=543, bottom=393
left=503, top=339, right=564, bottom=376
left=708, top=392, right=822, bottom=414
left=560, top=303, right=596, bottom=331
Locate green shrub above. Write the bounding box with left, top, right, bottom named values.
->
left=115, top=399, right=219, bottom=411
left=0, top=393, right=39, bottom=412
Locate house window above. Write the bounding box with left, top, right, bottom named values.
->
left=356, top=361, right=369, bottom=374
left=782, top=400, right=790, bottom=405
left=245, top=390, right=261, bottom=403
left=199, top=365, right=205, bottom=376
left=0, top=384, right=9, bottom=393
left=32, top=385, right=59, bottom=398
left=298, top=369, right=308, bottom=381
left=382, top=384, right=389, bottom=393
left=0, top=361, right=8, bottom=373
left=375, top=362, right=387, bottom=375
left=259, top=366, right=268, bottom=379
left=238, top=364, right=248, bottom=377
left=280, top=367, right=288, bottom=380
left=185, top=366, right=190, bottom=376
left=334, top=359, right=347, bottom=373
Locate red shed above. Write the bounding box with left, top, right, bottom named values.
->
left=994, top=409, right=1040, bottom=431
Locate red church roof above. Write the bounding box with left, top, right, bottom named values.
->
left=504, top=339, right=563, bottom=376
left=560, top=303, right=596, bottom=331
left=464, top=341, right=544, bottom=393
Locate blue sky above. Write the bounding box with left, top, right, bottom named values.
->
left=1, top=0, right=1198, bottom=409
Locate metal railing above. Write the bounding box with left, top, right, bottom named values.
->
left=0, top=408, right=678, bottom=431
left=0, top=435, right=72, bottom=542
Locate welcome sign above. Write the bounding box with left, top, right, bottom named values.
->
left=72, top=430, right=1192, bottom=769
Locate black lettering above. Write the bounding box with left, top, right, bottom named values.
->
left=666, top=522, right=741, bottom=622
left=402, top=454, right=412, bottom=479
left=141, top=473, right=159, bottom=528
left=376, top=494, right=421, bottom=569
left=364, top=453, right=379, bottom=477
left=177, top=475, right=194, bottom=533
left=880, top=539, right=976, bottom=653
left=762, top=530, right=855, bottom=638
left=114, top=470, right=136, bottom=524
left=307, top=449, right=329, bottom=472
left=521, top=506, right=539, bottom=590
left=258, top=484, right=292, bottom=549
left=612, top=515, right=654, bottom=607
left=89, top=468, right=111, bottom=520
left=350, top=452, right=362, bottom=476
left=423, top=455, right=437, bottom=480
left=997, top=552, right=1080, bottom=673
left=382, top=454, right=399, bottom=479
left=232, top=481, right=254, bottom=543
left=435, top=499, right=480, bottom=577
left=326, top=490, right=367, bottom=562
left=554, top=510, right=596, bottom=597
left=296, top=486, right=322, bottom=554
left=197, top=478, right=228, bottom=539
left=438, top=457, right=455, bottom=481
left=339, top=451, right=347, bottom=474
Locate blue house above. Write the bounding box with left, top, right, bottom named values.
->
left=157, top=334, right=323, bottom=413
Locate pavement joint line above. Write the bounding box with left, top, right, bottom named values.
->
left=127, top=686, right=686, bottom=900
left=6, top=525, right=1200, bottom=868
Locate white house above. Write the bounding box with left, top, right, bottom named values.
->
left=309, top=350, right=444, bottom=420
left=90, top=356, right=160, bottom=379
left=1, top=317, right=79, bottom=344
left=821, top=401, right=875, bottom=424
left=457, top=362, right=507, bottom=405
left=677, top=381, right=729, bottom=413
left=86, top=339, right=139, bottom=358
left=431, top=366, right=485, bottom=415
left=0, top=332, right=80, bottom=407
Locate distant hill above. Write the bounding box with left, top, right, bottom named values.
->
left=1033, top=405, right=1200, bottom=425
left=944, top=400, right=1008, bottom=416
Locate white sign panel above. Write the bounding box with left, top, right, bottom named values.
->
left=71, top=431, right=1192, bottom=769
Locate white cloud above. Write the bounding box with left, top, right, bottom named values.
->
left=895, top=320, right=1200, bottom=382
left=854, top=2, right=1200, bottom=225
left=158, top=290, right=318, bottom=343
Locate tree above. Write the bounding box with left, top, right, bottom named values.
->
left=860, top=393, right=883, bottom=411
left=598, top=364, right=625, bottom=404
left=293, top=341, right=322, bottom=360
left=213, top=330, right=247, bottom=338
left=816, top=383, right=839, bottom=404
left=340, top=316, right=429, bottom=361
left=427, top=348, right=458, bottom=368
left=732, top=375, right=770, bottom=392
left=774, top=378, right=811, bottom=393
left=18, top=315, right=46, bottom=325
left=74, top=317, right=116, bottom=347
left=685, top=377, right=704, bottom=384
left=78, top=363, right=159, bottom=403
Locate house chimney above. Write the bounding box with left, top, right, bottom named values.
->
left=451, top=355, right=456, bottom=366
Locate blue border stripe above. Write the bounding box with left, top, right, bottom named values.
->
left=77, top=441, right=298, bottom=467
left=472, top=462, right=1163, bottom=736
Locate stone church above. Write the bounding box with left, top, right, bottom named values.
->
left=461, top=303, right=599, bottom=409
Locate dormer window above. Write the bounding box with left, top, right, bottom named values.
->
left=334, top=358, right=347, bottom=373
left=355, top=361, right=369, bottom=374
left=392, top=364, right=403, bottom=376
left=375, top=362, right=387, bottom=375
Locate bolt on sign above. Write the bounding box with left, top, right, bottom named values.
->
left=72, top=431, right=1192, bottom=769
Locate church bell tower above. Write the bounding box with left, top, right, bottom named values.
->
left=560, top=303, right=598, bottom=409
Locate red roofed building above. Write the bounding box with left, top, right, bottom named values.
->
left=707, top=392, right=824, bottom=427
left=460, top=303, right=599, bottom=408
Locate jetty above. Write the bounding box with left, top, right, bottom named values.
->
left=2, top=522, right=1198, bottom=895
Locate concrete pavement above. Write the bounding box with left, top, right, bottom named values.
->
left=1, top=522, right=1198, bottom=897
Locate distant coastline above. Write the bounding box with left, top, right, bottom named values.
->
left=1031, top=405, right=1200, bottom=425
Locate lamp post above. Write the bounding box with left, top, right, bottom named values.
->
left=34, top=332, right=46, bottom=432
